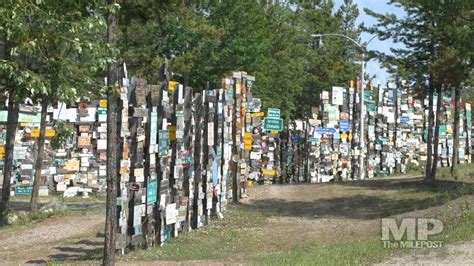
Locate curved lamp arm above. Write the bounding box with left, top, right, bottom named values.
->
left=311, top=33, right=378, bottom=51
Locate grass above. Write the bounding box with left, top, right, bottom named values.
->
left=9, top=194, right=106, bottom=203
left=119, top=200, right=474, bottom=265
left=121, top=207, right=267, bottom=262
left=0, top=208, right=65, bottom=231
left=117, top=174, right=474, bottom=264
left=385, top=163, right=474, bottom=183
left=257, top=208, right=474, bottom=265
left=437, top=163, right=474, bottom=182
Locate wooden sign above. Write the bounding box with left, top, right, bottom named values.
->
left=168, top=125, right=176, bottom=141
left=77, top=136, right=91, bottom=147
left=64, top=159, right=80, bottom=171
left=79, top=125, right=91, bottom=132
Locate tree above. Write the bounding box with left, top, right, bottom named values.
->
left=103, top=0, right=120, bottom=264
left=5, top=0, right=111, bottom=212
left=0, top=0, right=41, bottom=216
left=364, top=0, right=473, bottom=181
left=117, top=1, right=361, bottom=119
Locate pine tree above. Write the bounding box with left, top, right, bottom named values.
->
left=365, top=0, right=473, bottom=181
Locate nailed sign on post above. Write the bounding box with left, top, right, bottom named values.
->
left=159, top=130, right=170, bottom=157
left=267, top=108, right=281, bottom=118
left=147, top=176, right=157, bottom=204
left=263, top=118, right=283, bottom=131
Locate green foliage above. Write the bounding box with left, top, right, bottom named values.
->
left=364, top=0, right=473, bottom=89
left=0, top=0, right=113, bottom=103
left=119, top=1, right=362, bottom=119
left=50, top=120, right=73, bottom=150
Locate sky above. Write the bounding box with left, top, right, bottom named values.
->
left=333, top=0, right=406, bottom=84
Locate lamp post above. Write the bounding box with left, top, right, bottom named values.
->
left=311, top=33, right=376, bottom=180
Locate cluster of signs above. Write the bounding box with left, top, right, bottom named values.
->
left=302, top=83, right=473, bottom=183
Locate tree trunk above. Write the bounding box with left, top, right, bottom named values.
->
left=103, top=0, right=119, bottom=264
left=425, top=79, right=435, bottom=181
left=430, top=85, right=443, bottom=181
left=30, top=100, right=48, bottom=212
left=451, top=87, right=461, bottom=177
left=1, top=95, right=19, bottom=216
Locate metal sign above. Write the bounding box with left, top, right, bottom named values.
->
left=158, top=130, right=170, bottom=157
left=290, top=135, right=301, bottom=144
left=315, top=127, right=336, bottom=134
left=263, top=118, right=283, bottom=131
left=340, top=120, right=351, bottom=132
left=15, top=185, right=33, bottom=195
left=267, top=108, right=281, bottom=118
left=147, top=177, right=157, bottom=204
left=400, top=116, right=410, bottom=123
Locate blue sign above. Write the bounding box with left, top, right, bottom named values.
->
left=291, top=135, right=301, bottom=144
left=340, top=120, right=351, bottom=131
left=315, top=127, right=336, bottom=134
left=400, top=116, right=410, bottom=123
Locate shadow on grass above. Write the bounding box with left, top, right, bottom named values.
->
left=26, top=239, right=103, bottom=264
left=336, top=178, right=474, bottom=194
left=243, top=178, right=474, bottom=220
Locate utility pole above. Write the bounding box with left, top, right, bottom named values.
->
left=310, top=33, right=377, bottom=180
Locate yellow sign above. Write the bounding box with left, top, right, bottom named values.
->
left=250, top=112, right=264, bottom=118
left=31, top=128, right=56, bottom=138
left=168, top=81, right=179, bottom=92
left=64, top=159, right=80, bottom=172
left=262, top=169, right=276, bottom=176
left=99, top=99, right=107, bottom=108
left=271, top=130, right=279, bottom=134
left=244, top=132, right=252, bottom=150
left=341, top=132, right=348, bottom=139
left=168, top=125, right=176, bottom=141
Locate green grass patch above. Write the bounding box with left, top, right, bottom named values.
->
left=257, top=203, right=474, bottom=265
left=437, top=163, right=474, bottom=182
left=121, top=207, right=267, bottom=262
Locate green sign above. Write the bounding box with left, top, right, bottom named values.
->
left=226, top=88, right=233, bottom=100
left=263, top=118, right=283, bottom=131
left=309, top=137, right=319, bottom=144
left=147, top=177, right=157, bottom=204
left=15, top=185, right=33, bottom=195
left=159, top=130, right=170, bottom=157
left=267, top=108, right=281, bottom=118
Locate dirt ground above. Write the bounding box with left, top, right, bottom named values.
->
left=0, top=177, right=473, bottom=265
left=0, top=209, right=104, bottom=265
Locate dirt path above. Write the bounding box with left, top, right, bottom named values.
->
left=0, top=211, right=104, bottom=265
left=0, top=177, right=472, bottom=265
left=243, top=181, right=474, bottom=265
left=378, top=241, right=474, bottom=265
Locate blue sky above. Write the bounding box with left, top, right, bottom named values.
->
left=333, top=0, right=406, bottom=84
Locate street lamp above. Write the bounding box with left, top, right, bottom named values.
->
left=311, top=33, right=377, bottom=180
